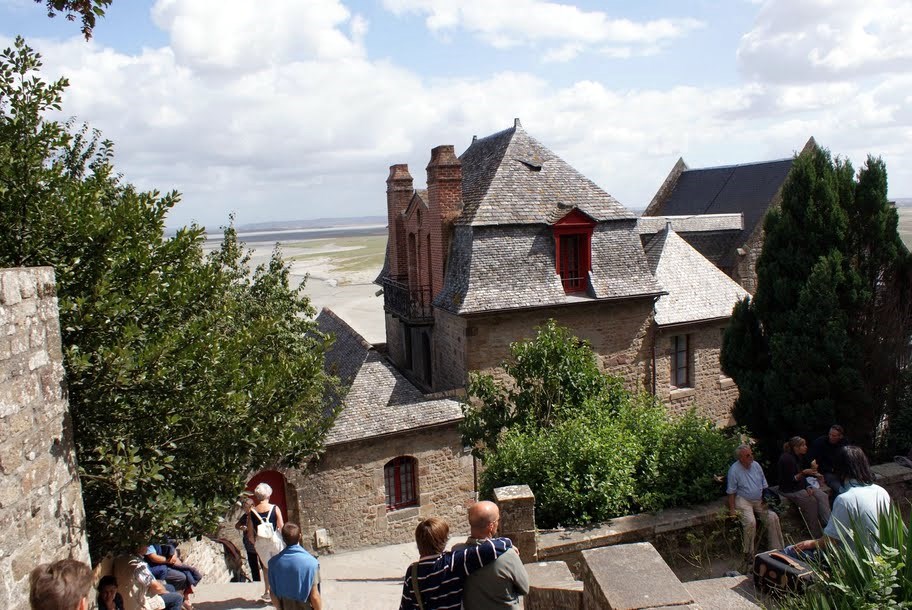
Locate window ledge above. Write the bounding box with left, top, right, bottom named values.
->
left=718, top=376, right=736, bottom=390
left=669, top=387, right=696, bottom=400
left=386, top=505, right=419, bottom=521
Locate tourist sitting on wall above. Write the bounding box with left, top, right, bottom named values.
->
left=267, top=523, right=323, bottom=610
left=727, top=444, right=784, bottom=563
left=97, top=575, right=125, bottom=610
left=810, top=424, right=849, bottom=495
left=142, top=542, right=202, bottom=593
left=113, top=547, right=185, bottom=610
left=787, top=446, right=891, bottom=560
left=30, top=559, right=93, bottom=610
left=778, top=436, right=831, bottom=538
left=399, top=517, right=515, bottom=610
left=235, top=497, right=261, bottom=582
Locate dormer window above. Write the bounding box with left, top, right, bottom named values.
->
left=553, top=209, right=595, bottom=293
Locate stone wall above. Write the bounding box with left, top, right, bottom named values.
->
left=653, top=320, right=739, bottom=426
left=0, top=267, right=89, bottom=610
left=732, top=223, right=765, bottom=295
left=432, top=308, right=467, bottom=391
left=289, top=423, right=474, bottom=551
left=452, top=299, right=655, bottom=393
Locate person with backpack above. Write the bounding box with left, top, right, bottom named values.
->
left=247, top=482, right=285, bottom=604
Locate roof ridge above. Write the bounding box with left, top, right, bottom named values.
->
left=318, top=307, right=373, bottom=350
left=683, top=157, right=793, bottom=172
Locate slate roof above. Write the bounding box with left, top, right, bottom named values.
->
left=636, top=214, right=743, bottom=235
left=430, top=120, right=662, bottom=314
left=316, top=309, right=463, bottom=445
left=434, top=222, right=663, bottom=314
left=649, top=158, right=794, bottom=268
left=644, top=229, right=748, bottom=326
left=457, top=119, right=634, bottom=226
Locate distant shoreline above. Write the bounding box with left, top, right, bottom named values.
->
left=203, top=224, right=388, bottom=244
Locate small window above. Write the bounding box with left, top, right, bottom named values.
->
left=384, top=456, right=418, bottom=510
left=671, top=334, right=692, bottom=388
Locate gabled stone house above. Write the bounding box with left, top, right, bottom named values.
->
left=287, top=121, right=766, bottom=551
left=643, top=139, right=813, bottom=293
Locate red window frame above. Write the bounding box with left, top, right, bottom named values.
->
left=384, top=456, right=418, bottom=510
left=553, top=209, right=595, bottom=294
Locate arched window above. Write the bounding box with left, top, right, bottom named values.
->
left=384, top=456, right=418, bottom=510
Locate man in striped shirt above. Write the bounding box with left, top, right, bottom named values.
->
left=399, top=517, right=514, bottom=610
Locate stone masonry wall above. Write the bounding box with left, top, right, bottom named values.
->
left=0, top=268, right=89, bottom=610
left=654, top=321, right=738, bottom=426
left=432, top=308, right=467, bottom=391
left=732, top=223, right=765, bottom=295
left=289, top=423, right=474, bottom=551
left=460, top=299, right=655, bottom=393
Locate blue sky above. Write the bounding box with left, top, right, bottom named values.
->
left=2, top=0, right=910, bottom=229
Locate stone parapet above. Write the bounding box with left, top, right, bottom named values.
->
left=524, top=561, right=583, bottom=610
left=494, top=484, right=538, bottom=562
left=0, top=267, right=89, bottom=610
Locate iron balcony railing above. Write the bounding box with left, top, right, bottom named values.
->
left=382, top=277, right=434, bottom=322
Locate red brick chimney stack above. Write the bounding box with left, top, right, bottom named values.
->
left=426, top=145, right=462, bottom=299
left=386, top=163, right=413, bottom=280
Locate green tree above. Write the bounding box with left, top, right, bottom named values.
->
left=0, top=37, right=335, bottom=557
left=35, top=0, right=113, bottom=39
left=722, top=144, right=910, bottom=457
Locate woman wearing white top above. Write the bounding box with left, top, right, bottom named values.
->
left=246, top=483, right=285, bottom=604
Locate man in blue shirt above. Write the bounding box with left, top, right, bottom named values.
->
left=268, top=523, right=323, bottom=610
left=727, top=444, right=784, bottom=560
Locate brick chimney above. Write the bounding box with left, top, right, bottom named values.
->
left=426, top=145, right=462, bottom=299
left=386, top=164, right=413, bottom=280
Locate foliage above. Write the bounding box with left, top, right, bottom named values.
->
left=721, top=143, right=911, bottom=459
left=0, top=38, right=335, bottom=557
left=35, top=0, right=113, bottom=39
left=466, top=320, right=740, bottom=528
left=781, top=504, right=912, bottom=609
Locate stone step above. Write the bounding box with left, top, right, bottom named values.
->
left=684, top=575, right=761, bottom=609
left=581, top=542, right=695, bottom=609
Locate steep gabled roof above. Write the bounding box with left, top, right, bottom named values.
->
left=649, top=158, right=794, bottom=268
left=646, top=229, right=748, bottom=326
left=316, top=309, right=462, bottom=445
left=457, top=119, right=634, bottom=226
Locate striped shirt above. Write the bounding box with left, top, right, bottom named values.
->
left=399, top=537, right=513, bottom=610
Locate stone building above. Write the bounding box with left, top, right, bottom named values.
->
left=288, top=309, right=473, bottom=551
left=378, top=119, right=747, bottom=415
left=0, top=268, right=90, bottom=610
left=643, top=138, right=813, bottom=293
left=286, top=121, right=762, bottom=550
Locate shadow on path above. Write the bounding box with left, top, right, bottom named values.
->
left=194, top=599, right=272, bottom=610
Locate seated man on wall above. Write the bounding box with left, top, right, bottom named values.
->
left=30, top=559, right=93, bottom=610
left=452, top=501, right=529, bottom=609
left=268, top=523, right=323, bottom=610
left=810, top=424, right=849, bottom=495
left=728, top=444, right=784, bottom=562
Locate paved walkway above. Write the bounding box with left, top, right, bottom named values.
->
left=191, top=540, right=430, bottom=610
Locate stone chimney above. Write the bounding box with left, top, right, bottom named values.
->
left=386, top=164, right=413, bottom=280
left=426, top=145, right=462, bottom=299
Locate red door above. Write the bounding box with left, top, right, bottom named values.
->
left=246, top=470, right=288, bottom=521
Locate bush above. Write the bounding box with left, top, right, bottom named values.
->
left=479, top=391, right=741, bottom=528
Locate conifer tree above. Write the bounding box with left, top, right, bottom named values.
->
left=722, top=144, right=909, bottom=457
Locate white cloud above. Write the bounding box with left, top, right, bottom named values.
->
left=3, top=0, right=911, bottom=229
left=150, top=0, right=366, bottom=72
left=738, top=0, right=912, bottom=83
left=382, top=0, right=703, bottom=61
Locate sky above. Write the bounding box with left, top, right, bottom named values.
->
left=1, top=0, right=910, bottom=230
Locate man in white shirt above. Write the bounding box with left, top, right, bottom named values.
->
left=727, top=444, right=784, bottom=559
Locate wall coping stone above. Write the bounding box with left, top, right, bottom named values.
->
left=582, top=542, right=694, bottom=609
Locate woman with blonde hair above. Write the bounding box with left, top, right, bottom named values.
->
left=778, top=436, right=831, bottom=537
left=246, top=482, right=285, bottom=604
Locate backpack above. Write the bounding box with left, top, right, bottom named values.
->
left=252, top=506, right=276, bottom=540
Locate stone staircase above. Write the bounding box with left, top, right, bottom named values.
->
left=524, top=541, right=762, bottom=609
